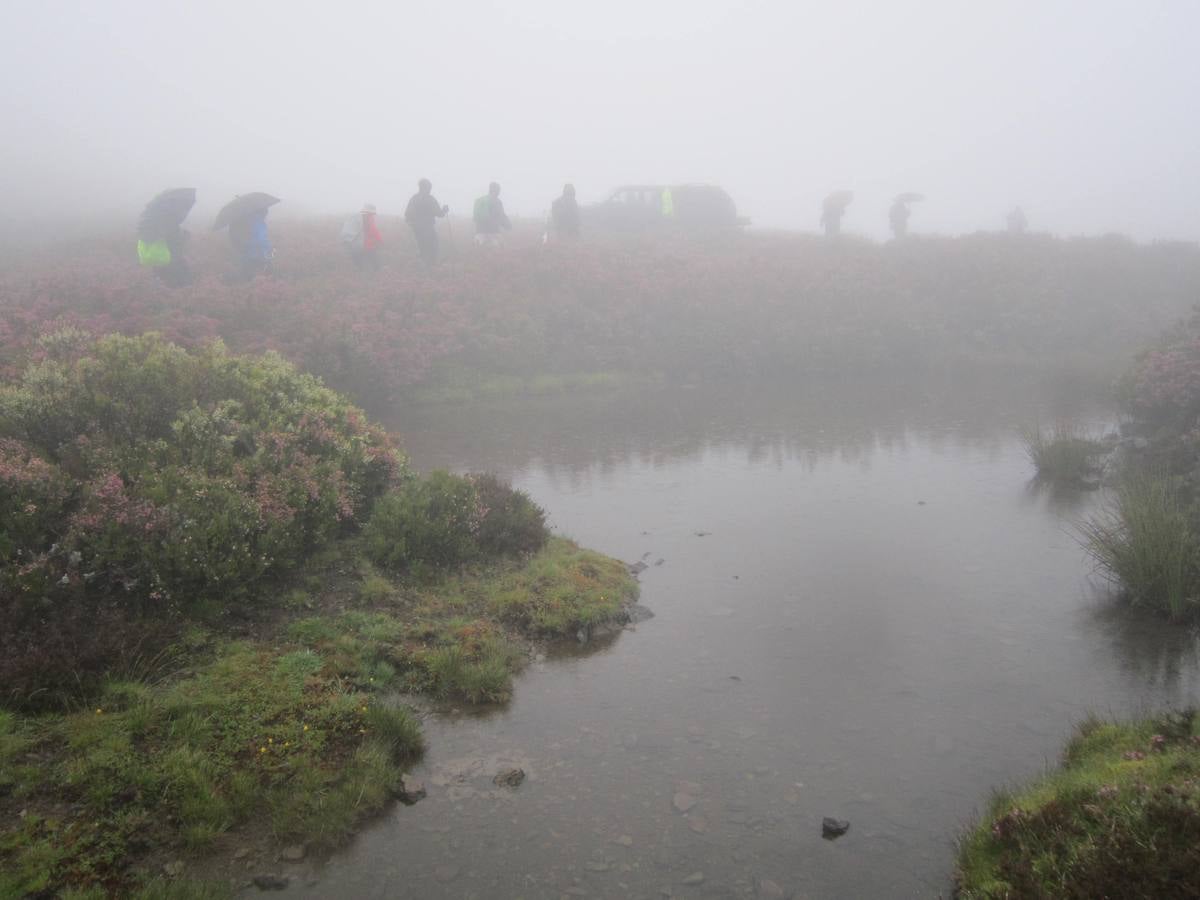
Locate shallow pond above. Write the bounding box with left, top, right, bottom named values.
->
left=298, top=379, right=1200, bottom=898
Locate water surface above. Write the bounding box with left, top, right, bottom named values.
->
left=302, top=379, right=1200, bottom=898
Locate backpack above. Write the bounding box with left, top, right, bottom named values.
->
left=137, top=239, right=171, bottom=267
left=340, top=215, right=363, bottom=250
left=473, top=196, right=490, bottom=225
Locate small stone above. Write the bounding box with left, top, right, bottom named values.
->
left=694, top=531, right=711, bottom=537
left=434, top=864, right=461, bottom=883
left=399, top=774, right=426, bottom=804
left=251, top=874, right=289, bottom=890
left=681, top=871, right=705, bottom=885
left=687, top=814, right=708, bottom=834
left=654, top=558, right=665, bottom=566
left=232, top=847, right=250, bottom=860
left=613, top=834, right=634, bottom=847
left=628, top=561, right=648, bottom=575
left=493, top=767, right=526, bottom=788
left=280, top=844, right=305, bottom=862
left=672, top=791, right=697, bottom=813
left=163, top=860, right=184, bottom=878
left=821, top=817, right=850, bottom=839
left=755, top=877, right=785, bottom=898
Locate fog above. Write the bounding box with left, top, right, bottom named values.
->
left=2, top=0, right=1198, bottom=240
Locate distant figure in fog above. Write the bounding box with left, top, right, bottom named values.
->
left=137, top=187, right=196, bottom=287
left=889, top=193, right=923, bottom=239
left=405, top=179, right=449, bottom=264
left=1006, top=206, right=1028, bottom=235
left=821, top=191, right=853, bottom=237
left=341, top=203, right=383, bottom=269
left=229, top=208, right=273, bottom=279
left=550, top=184, right=581, bottom=239
left=473, top=182, right=511, bottom=246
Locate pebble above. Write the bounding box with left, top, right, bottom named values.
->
left=280, top=845, right=305, bottom=862
left=681, top=871, right=706, bottom=885
left=672, top=791, right=697, bottom=813
left=613, top=834, right=634, bottom=847
left=163, top=861, right=184, bottom=878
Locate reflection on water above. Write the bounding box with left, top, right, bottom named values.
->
left=289, top=379, right=1198, bottom=899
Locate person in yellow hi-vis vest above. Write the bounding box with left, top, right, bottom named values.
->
left=660, top=186, right=675, bottom=219
left=136, top=188, right=196, bottom=286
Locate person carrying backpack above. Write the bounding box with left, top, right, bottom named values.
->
left=473, top=182, right=511, bottom=246
left=341, top=203, right=383, bottom=269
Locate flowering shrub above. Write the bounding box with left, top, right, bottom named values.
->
left=471, top=473, right=548, bottom=556
left=0, top=332, right=405, bottom=708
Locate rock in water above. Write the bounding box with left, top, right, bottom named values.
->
left=821, top=817, right=850, bottom=839
left=252, top=874, right=289, bottom=890
left=398, top=773, right=426, bottom=804
left=493, top=767, right=526, bottom=787
left=628, top=560, right=648, bottom=575
left=672, top=791, right=697, bottom=813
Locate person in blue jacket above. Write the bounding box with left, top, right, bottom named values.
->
left=229, top=208, right=273, bottom=279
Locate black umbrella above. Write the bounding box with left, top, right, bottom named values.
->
left=138, top=187, right=196, bottom=240
left=212, top=192, right=280, bottom=231
left=823, top=190, right=854, bottom=211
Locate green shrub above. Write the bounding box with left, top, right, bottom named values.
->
left=472, top=473, right=549, bottom=556
left=1081, top=469, right=1200, bottom=618
left=363, top=471, right=483, bottom=575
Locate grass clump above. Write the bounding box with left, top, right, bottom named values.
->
left=1081, top=469, right=1200, bottom=618
left=956, top=711, right=1200, bottom=899
left=486, top=537, right=638, bottom=635
left=0, top=642, right=421, bottom=897
left=1020, top=422, right=1102, bottom=485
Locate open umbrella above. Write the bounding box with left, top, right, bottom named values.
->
left=138, top=188, right=196, bottom=240
left=893, top=192, right=925, bottom=204
left=823, top=190, right=854, bottom=211
left=212, top=192, right=280, bottom=230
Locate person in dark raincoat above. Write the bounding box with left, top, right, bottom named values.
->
left=820, top=192, right=852, bottom=238
left=889, top=198, right=911, bottom=239
left=550, top=184, right=581, bottom=239
left=404, top=179, right=449, bottom=264
left=1006, top=206, right=1028, bottom=235
left=473, top=182, right=511, bottom=245
left=229, top=207, right=273, bottom=279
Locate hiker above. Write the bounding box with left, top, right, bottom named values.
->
left=137, top=188, right=195, bottom=286
left=821, top=191, right=853, bottom=237
left=889, top=198, right=911, bottom=239
left=550, top=184, right=581, bottom=239
left=473, top=182, right=511, bottom=246
left=341, top=203, right=383, bottom=269
left=404, top=179, right=449, bottom=264
left=229, top=208, right=273, bottom=279
left=1006, top=206, right=1028, bottom=235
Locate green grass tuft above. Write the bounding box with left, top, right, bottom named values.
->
left=1080, top=468, right=1200, bottom=618
left=1020, top=421, right=1102, bottom=484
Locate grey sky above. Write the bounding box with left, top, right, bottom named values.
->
left=2, top=0, right=1197, bottom=239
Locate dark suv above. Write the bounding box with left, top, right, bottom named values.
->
left=582, top=184, right=748, bottom=233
